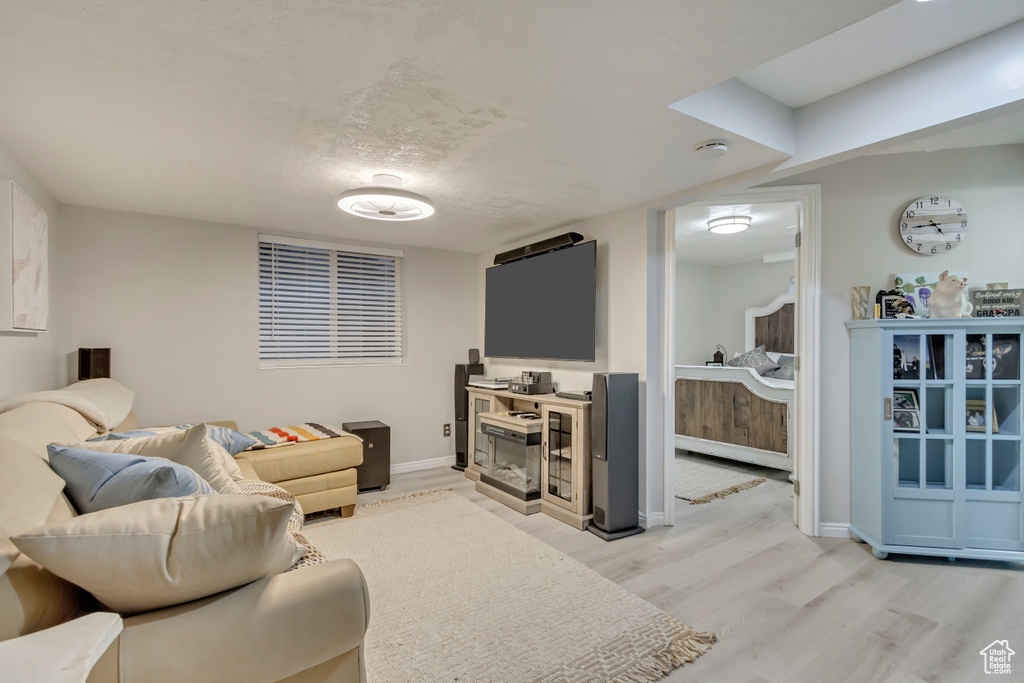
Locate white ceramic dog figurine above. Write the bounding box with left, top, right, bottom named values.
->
left=928, top=271, right=973, bottom=318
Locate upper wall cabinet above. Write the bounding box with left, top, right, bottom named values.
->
left=0, top=180, right=48, bottom=332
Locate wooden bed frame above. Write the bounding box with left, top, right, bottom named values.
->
left=674, top=293, right=794, bottom=471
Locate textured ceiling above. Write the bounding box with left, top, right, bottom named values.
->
left=0, top=1, right=895, bottom=252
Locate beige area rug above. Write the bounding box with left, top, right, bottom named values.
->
left=303, top=489, right=714, bottom=683
left=674, top=457, right=766, bottom=504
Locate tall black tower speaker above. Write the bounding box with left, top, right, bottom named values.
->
left=453, top=362, right=484, bottom=470
left=589, top=372, right=643, bottom=541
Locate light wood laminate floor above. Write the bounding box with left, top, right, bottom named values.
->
left=355, top=459, right=1024, bottom=683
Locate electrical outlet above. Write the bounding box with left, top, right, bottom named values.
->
left=443, top=423, right=451, bottom=437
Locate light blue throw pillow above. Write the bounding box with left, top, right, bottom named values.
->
left=90, top=423, right=258, bottom=456
left=47, top=445, right=216, bottom=514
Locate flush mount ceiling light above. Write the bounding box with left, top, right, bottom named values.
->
left=707, top=215, right=751, bottom=235
left=337, top=174, right=435, bottom=221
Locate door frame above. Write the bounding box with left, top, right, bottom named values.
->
left=657, top=184, right=822, bottom=536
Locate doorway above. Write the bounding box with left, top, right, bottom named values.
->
left=658, top=185, right=821, bottom=535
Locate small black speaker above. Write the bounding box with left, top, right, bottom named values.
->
left=589, top=372, right=643, bottom=541
left=469, top=348, right=480, bottom=364
left=454, top=362, right=484, bottom=470
left=78, top=348, right=111, bottom=380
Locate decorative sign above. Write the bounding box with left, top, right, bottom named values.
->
left=971, top=289, right=1023, bottom=318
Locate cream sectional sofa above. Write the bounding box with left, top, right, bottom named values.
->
left=0, top=399, right=370, bottom=682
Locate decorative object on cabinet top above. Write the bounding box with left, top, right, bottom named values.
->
left=971, top=289, right=1023, bottom=318
left=927, top=271, right=973, bottom=318
left=894, top=271, right=970, bottom=319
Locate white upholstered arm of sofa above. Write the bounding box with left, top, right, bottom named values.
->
left=113, top=559, right=370, bottom=683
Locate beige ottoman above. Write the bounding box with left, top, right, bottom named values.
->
left=236, top=435, right=364, bottom=516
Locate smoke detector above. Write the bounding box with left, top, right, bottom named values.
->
left=337, top=174, right=435, bottom=221
left=693, top=139, right=728, bottom=159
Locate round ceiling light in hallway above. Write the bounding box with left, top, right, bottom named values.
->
left=707, top=215, right=751, bottom=234
left=337, top=175, right=435, bottom=221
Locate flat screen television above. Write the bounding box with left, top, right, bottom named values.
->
left=485, top=240, right=596, bottom=362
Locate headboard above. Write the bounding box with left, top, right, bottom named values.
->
left=744, top=293, right=795, bottom=354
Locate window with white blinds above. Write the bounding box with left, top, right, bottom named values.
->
left=258, top=235, right=405, bottom=367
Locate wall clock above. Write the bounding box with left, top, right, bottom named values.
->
left=898, top=196, right=967, bottom=255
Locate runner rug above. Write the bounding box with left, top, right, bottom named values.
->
left=674, top=457, right=766, bottom=505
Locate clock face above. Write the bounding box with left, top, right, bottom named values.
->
left=899, top=196, right=967, bottom=255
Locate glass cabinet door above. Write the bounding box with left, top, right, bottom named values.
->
left=890, top=333, right=955, bottom=490
left=887, top=332, right=957, bottom=548
left=888, top=328, right=1023, bottom=552
left=545, top=409, right=574, bottom=506
left=963, top=332, right=1021, bottom=493
left=473, top=396, right=493, bottom=468
left=963, top=331, right=1022, bottom=551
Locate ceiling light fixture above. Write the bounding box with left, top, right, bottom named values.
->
left=337, top=174, right=435, bottom=221
left=707, top=215, right=751, bottom=234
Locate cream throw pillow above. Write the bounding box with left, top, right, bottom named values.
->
left=211, top=439, right=246, bottom=482
left=11, top=494, right=305, bottom=614
left=60, top=424, right=242, bottom=494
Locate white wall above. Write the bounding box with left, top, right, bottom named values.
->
left=56, top=206, right=479, bottom=468
left=0, top=137, right=61, bottom=400
left=675, top=259, right=793, bottom=365
left=765, top=143, right=1024, bottom=526
left=474, top=202, right=654, bottom=514
left=674, top=262, right=712, bottom=365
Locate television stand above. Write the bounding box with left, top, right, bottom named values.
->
left=466, top=388, right=593, bottom=529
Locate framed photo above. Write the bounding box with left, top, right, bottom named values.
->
left=965, top=335, right=986, bottom=380
left=893, top=335, right=922, bottom=380
left=893, top=409, right=921, bottom=433
left=893, top=389, right=919, bottom=411
left=926, top=334, right=946, bottom=380
left=992, top=334, right=1020, bottom=381
left=881, top=295, right=910, bottom=319
left=705, top=361, right=723, bottom=367
left=965, top=399, right=998, bottom=433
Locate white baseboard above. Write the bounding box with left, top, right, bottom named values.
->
left=643, top=512, right=665, bottom=529
left=391, top=455, right=456, bottom=475
left=817, top=522, right=851, bottom=538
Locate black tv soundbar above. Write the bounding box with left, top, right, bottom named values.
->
left=493, top=232, right=583, bottom=265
